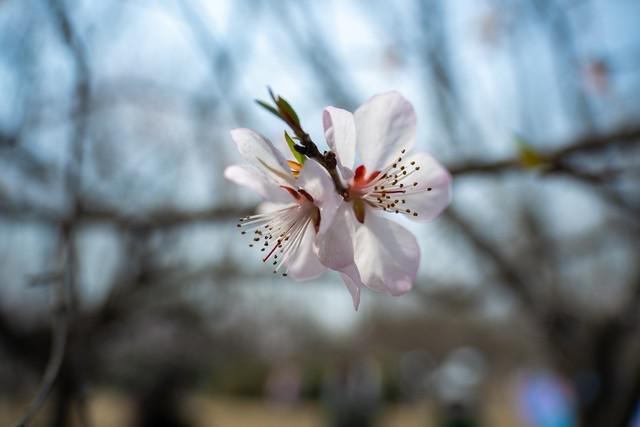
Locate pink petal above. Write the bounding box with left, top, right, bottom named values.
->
left=354, top=212, right=420, bottom=296
left=296, top=159, right=340, bottom=235
left=396, top=152, right=452, bottom=222
left=230, top=128, right=293, bottom=186
left=354, top=92, right=416, bottom=172
left=224, top=165, right=293, bottom=204
left=286, top=225, right=326, bottom=281
left=323, top=107, right=356, bottom=169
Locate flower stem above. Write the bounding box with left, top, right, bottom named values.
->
left=256, top=90, right=349, bottom=198
left=293, top=129, right=349, bottom=198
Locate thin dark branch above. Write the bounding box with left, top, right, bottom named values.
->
left=0, top=204, right=252, bottom=229
left=555, top=126, right=640, bottom=157
left=444, top=208, right=535, bottom=308
left=449, top=126, right=640, bottom=176
left=449, top=159, right=517, bottom=176
left=18, top=2, right=94, bottom=425
left=15, top=277, right=69, bottom=427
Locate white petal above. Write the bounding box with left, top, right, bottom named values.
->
left=286, top=225, right=326, bottom=281
left=316, top=203, right=357, bottom=271
left=337, top=164, right=355, bottom=184
left=354, top=92, right=416, bottom=172
left=224, top=165, right=293, bottom=204
left=397, top=152, right=452, bottom=222
left=256, top=201, right=291, bottom=215
left=354, top=213, right=420, bottom=296
left=230, top=128, right=293, bottom=186
left=296, top=159, right=340, bottom=235
left=323, top=107, right=356, bottom=169
left=315, top=204, right=365, bottom=303
left=340, top=270, right=361, bottom=310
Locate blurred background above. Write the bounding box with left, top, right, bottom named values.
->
left=0, top=0, right=639, bottom=426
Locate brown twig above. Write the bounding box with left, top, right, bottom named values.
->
left=257, top=89, right=350, bottom=197
left=293, top=132, right=349, bottom=198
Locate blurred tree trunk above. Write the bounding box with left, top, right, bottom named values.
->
left=50, top=369, right=73, bottom=427
left=548, top=316, right=639, bottom=427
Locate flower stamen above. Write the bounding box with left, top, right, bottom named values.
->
left=348, top=148, right=429, bottom=220
left=236, top=193, right=319, bottom=275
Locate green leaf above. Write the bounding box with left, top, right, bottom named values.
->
left=268, top=86, right=277, bottom=104
left=258, top=88, right=301, bottom=130
left=284, top=131, right=306, bottom=164
left=276, top=96, right=300, bottom=127
left=515, top=136, right=547, bottom=169
left=255, top=99, right=281, bottom=120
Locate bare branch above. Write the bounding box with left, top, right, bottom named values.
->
left=444, top=208, right=535, bottom=308
left=15, top=256, right=69, bottom=427
left=449, top=126, right=640, bottom=176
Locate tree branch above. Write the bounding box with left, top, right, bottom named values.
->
left=449, top=126, right=640, bottom=176
left=15, top=264, right=69, bottom=427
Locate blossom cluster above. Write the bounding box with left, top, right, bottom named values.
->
left=225, top=92, right=451, bottom=309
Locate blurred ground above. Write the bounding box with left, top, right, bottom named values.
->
left=1, top=384, right=523, bottom=427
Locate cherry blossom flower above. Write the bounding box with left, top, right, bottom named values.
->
left=224, top=128, right=339, bottom=280
left=317, top=91, right=452, bottom=309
